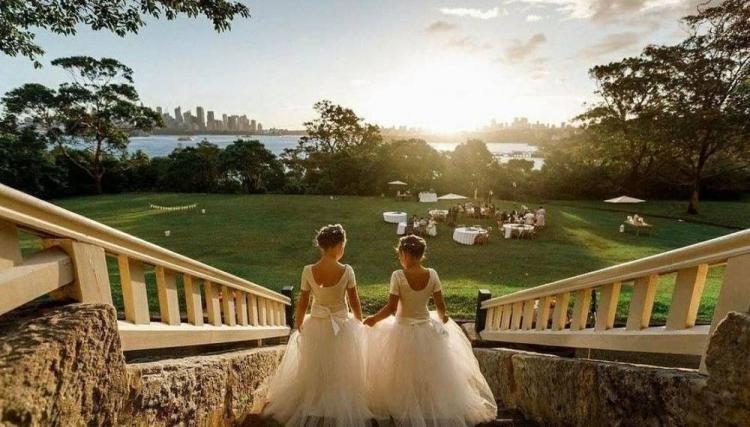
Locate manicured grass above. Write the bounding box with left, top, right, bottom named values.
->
left=549, top=199, right=750, bottom=229
left=33, top=193, right=742, bottom=322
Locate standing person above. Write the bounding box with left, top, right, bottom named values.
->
left=263, top=224, right=373, bottom=427
left=364, top=236, right=497, bottom=426
left=535, top=206, right=546, bottom=228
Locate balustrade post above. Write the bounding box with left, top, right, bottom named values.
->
left=626, top=275, right=658, bottom=331
left=474, top=289, right=491, bottom=333
left=536, top=296, right=553, bottom=331
left=551, top=292, right=570, bottom=331
left=205, top=281, right=222, bottom=326
left=43, top=239, right=113, bottom=306
left=155, top=266, right=180, bottom=325
left=118, top=255, right=150, bottom=325
left=183, top=275, right=204, bottom=326
left=521, top=300, right=535, bottom=330
left=282, top=286, right=295, bottom=328
left=0, top=221, right=22, bottom=270
left=221, top=286, right=237, bottom=326
left=595, top=282, right=621, bottom=331
left=570, top=289, right=592, bottom=331
left=666, top=265, right=708, bottom=330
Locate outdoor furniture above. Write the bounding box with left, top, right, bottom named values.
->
left=502, top=224, right=534, bottom=239
left=429, top=209, right=449, bottom=221
left=397, top=222, right=407, bottom=235
left=623, top=219, right=653, bottom=236
left=453, top=226, right=488, bottom=245
left=419, top=192, right=438, bottom=203
left=384, top=211, right=408, bottom=224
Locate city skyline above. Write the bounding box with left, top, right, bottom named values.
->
left=155, top=105, right=263, bottom=133
left=0, top=1, right=705, bottom=132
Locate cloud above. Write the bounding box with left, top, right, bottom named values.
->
left=526, top=14, right=543, bottom=22
left=439, top=6, right=507, bottom=19
left=350, top=79, right=369, bottom=87
left=579, top=31, right=641, bottom=58
left=507, top=0, right=701, bottom=24
left=503, top=33, right=547, bottom=63
left=425, top=20, right=459, bottom=33
left=445, top=36, right=494, bottom=52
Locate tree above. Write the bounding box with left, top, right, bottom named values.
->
left=159, top=140, right=222, bottom=192
left=0, top=116, right=65, bottom=198
left=652, top=0, right=750, bottom=213
left=282, top=100, right=384, bottom=195
left=0, top=0, right=249, bottom=67
left=445, top=140, right=496, bottom=197
left=2, top=56, right=162, bottom=193
left=220, top=139, right=285, bottom=193
left=383, top=139, right=445, bottom=191
left=576, top=56, right=669, bottom=195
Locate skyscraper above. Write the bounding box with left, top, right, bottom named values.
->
left=156, top=106, right=163, bottom=115
left=196, top=106, right=205, bottom=130
left=257, top=123, right=263, bottom=133
left=174, top=107, right=183, bottom=124
left=183, top=111, right=193, bottom=130
left=250, top=119, right=257, bottom=133
left=206, top=111, right=215, bottom=131
left=222, top=114, right=228, bottom=130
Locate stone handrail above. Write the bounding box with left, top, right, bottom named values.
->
left=478, top=228, right=750, bottom=371
left=0, top=183, right=290, bottom=351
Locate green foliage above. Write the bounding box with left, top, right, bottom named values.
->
left=0, top=0, right=250, bottom=66
left=574, top=0, right=750, bottom=213
left=219, top=139, right=285, bottom=193
left=1, top=56, right=161, bottom=193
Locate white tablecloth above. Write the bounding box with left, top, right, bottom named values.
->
left=384, top=211, right=407, bottom=223
left=502, top=224, right=533, bottom=239
left=397, top=222, right=407, bottom=235
left=429, top=209, right=449, bottom=218
left=453, top=227, right=487, bottom=245
left=419, top=192, right=438, bottom=203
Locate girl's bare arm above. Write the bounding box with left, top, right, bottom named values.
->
left=347, top=286, right=364, bottom=321
left=364, top=294, right=399, bottom=326
left=294, top=290, right=311, bottom=330
left=433, top=290, right=449, bottom=323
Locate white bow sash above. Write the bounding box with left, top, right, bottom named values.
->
left=310, top=304, right=350, bottom=335
left=399, top=316, right=449, bottom=337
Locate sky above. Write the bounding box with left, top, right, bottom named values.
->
left=0, top=0, right=704, bottom=132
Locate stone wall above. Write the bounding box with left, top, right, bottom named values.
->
left=474, top=311, right=750, bottom=426
left=0, top=303, right=284, bottom=426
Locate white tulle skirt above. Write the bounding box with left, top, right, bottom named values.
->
left=366, top=312, right=497, bottom=427
left=263, top=311, right=374, bottom=427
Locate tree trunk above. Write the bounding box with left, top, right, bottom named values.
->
left=94, top=174, right=103, bottom=194
left=687, top=186, right=700, bottom=215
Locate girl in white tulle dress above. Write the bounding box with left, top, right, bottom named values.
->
left=364, top=235, right=497, bottom=427
left=264, top=224, right=373, bottom=427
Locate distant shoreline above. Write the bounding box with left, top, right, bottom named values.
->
left=148, top=129, right=307, bottom=136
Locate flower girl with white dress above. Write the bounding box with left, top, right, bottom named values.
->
left=364, top=235, right=497, bottom=427
left=263, top=224, right=373, bottom=427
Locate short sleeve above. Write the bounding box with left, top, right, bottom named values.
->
left=431, top=269, right=442, bottom=293
left=300, top=266, right=311, bottom=291
left=389, top=271, right=401, bottom=296
left=346, top=265, right=357, bottom=289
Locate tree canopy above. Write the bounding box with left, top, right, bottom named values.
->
left=0, top=0, right=250, bottom=66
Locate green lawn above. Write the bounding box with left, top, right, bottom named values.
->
left=548, top=199, right=750, bottom=229
left=30, top=193, right=745, bottom=323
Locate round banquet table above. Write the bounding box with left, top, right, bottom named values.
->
left=383, top=211, right=408, bottom=224
left=452, top=227, right=488, bottom=245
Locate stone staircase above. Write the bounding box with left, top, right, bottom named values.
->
left=242, top=406, right=535, bottom=426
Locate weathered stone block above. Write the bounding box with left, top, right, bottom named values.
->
left=122, top=346, right=285, bottom=426
left=0, top=303, right=127, bottom=426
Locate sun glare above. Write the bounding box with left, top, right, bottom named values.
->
left=364, top=53, right=514, bottom=133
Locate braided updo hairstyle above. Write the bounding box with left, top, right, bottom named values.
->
left=397, top=234, right=426, bottom=259
left=314, top=224, right=347, bottom=250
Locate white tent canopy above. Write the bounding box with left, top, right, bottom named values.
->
left=438, top=193, right=468, bottom=200
left=604, top=195, right=646, bottom=204
left=388, top=180, right=408, bottom=186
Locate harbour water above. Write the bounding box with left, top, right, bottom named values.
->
left=128, top=135, right=544, bottom=169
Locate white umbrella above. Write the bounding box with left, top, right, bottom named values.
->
left=604, top=195, right=646, bottom=204
left=438, top=193, right=468, bottom=200
left=388, top=180, right=408, bottom=186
